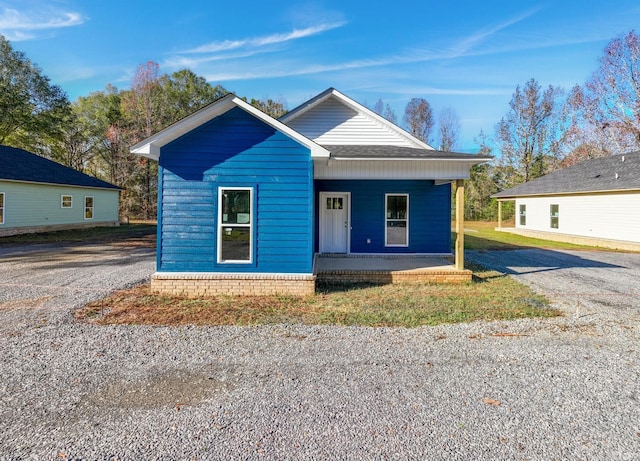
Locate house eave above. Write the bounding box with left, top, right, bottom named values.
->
left=0, top=177, right=122, bottom=191
left=329, top=156, right=488, bottom=163
left=494, top=188, right=640, bottom=200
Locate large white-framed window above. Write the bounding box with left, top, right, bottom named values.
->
left=385, top=193, right=408, bottom=247
left=61, top=195, right=73, bottom=208
left=84, top=196, right=94, bottom=220
left=218, top=187, right=253, bottom=263
left=0, top=192, right=4, bottom=224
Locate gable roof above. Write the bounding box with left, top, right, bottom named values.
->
left=130, top=93, right=330, bottom=161
left=0, top=145, right=120, bottom=190
left=280, top=88, right=432, bottom=149
left=493, top=151, right=640, bottom=198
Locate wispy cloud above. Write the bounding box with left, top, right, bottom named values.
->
left=182, top=22, right=347, bottom=54
left=192, top=8, right=546, bottom=83
left=446, top=5, right=544, bottom=58
left=0, top=7, right=84, bottom=41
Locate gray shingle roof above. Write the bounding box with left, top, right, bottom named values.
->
left=323, top=144, right=491, bottom=161
left=0, top=145, right=121, bottom=190
left=493, top=151, right=640, bottom=198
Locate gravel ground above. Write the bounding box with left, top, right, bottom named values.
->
left=1, top=244, right=639, bottom=460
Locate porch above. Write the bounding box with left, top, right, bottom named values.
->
left=314, top=254, right=472, bottom=284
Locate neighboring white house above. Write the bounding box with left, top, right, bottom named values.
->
left=0, top=145, right=121, bottom=237
left=493, top=152, right=640, bottom=250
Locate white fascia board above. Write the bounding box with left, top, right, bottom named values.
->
left=329, top=157, right=488, bottom=165
left=234, top=98, right=329, bottom=159
left=130, top=94, right=329, bottom=160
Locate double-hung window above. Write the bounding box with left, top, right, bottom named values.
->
left=385, top=194, right=408, bottom=247
left=550, top=204, right=559, bottom=229
left=0, top=192, right=4, bottom=224
left=84, top=196, right=94, bottom=220
left=61, top=195, right=73, bottom=208
left=218, top=187, right=253, bottom=263
left=519, top=204, right=526, bottom=226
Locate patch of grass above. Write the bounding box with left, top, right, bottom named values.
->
left=461, top=221, right=600, bottom=251
left=0, top=223, right=157, bottom=246
left=77, top=263, right=560, bottom=328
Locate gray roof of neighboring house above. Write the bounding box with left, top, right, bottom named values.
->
left=0, top=145, right=121, bottom=190
left=323, top=144, right=491, bottom=161
left=493, top=151, right=640, bottom=198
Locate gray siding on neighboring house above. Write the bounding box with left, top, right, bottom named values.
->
left=0, top=180, right=119, bottom=231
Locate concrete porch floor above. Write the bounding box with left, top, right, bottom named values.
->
left=314, top=254, right=472, bottom=284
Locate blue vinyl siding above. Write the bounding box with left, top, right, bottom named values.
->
left=158, top=107, right=313, bottom=273
left=315, top=180, right=452, bottom=254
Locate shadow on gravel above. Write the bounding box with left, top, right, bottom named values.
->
left=470, top=247, right=624, bottom=279
left=0, top=245, right=154, bottom=271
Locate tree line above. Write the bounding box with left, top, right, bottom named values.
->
left=1, top=31, right=639, bottom=220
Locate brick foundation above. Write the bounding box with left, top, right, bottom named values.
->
left=151, top=272, right=317, bottom=297
left=316, top=269, right=473, bottom=284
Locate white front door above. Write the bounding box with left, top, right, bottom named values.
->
left=319, top=192, right=349, bottom=253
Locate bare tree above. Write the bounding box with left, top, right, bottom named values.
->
left=495, top=78, right=564, bottom=183
left=437, top=106, right=460, bottom=151
left=566, top=30, right=640, bottom=154
left=403, top=97, right=434, bottom=143
left=372, top=98, right=384, bottom=115
left=384, top=104, right=397, bottom=124
left=121, top=62, right=162, bottom=219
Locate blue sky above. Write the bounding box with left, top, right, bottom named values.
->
left=2, top=0, right=640, bottom=152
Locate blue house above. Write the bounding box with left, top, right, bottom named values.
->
left=131, top=88, right=488, bottom=296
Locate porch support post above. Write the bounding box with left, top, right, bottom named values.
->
left=455, top=179, right=465, bottom=271
left=498, top=200, right=503, bottom=229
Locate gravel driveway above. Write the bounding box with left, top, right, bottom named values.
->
left=1, top=243, right=639, bottom=460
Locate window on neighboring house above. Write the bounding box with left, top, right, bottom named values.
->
left=218, top=187, right=253, bottom=263
left=0, top=192, right=4, bottom=224
left=385, top=194, right=408, bottom=247
left=84, top=196, right=94, bottom=220
left=550, top=204, right=559, bottom=229
left=61, top=195, right=73, bottom=208
left=519, top=204, right=526, bottom=226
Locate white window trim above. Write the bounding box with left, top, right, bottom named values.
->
left=519, top=204, right=526, bottom=226
left=61, top=195, right=73, bottom=209
left=385, top=193, right=409, bottom=247
left=84, top=196, right=94, bottom=220
left=217, top=187, right=254, bottom=264
left=0, top=192, right=4, bottom=225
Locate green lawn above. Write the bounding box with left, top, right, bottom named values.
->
left=461, top=221, right=602, bottom=251
left=78, top=261, right=560, bottom=328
